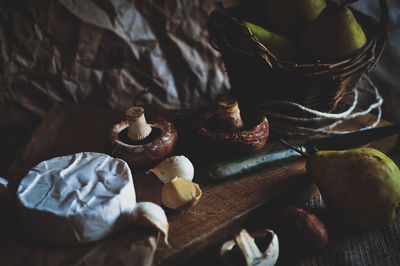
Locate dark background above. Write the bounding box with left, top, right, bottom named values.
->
left=0, top=0, right=399, bottom=176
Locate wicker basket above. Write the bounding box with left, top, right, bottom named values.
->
left=207, top=0, right=388, bottom=112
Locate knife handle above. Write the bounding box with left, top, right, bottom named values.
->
left=205, top=147, right=306, bottom=181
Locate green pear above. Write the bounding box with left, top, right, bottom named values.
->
left=264, top=0, right=327, bottom=36
left=243, top=21, right=297, bottom=61
left=307, top=148, right=400, bottom=228
left=300, top=3, right=367, bottom=62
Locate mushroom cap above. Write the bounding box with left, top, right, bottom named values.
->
left=198, top=109, right=269, bottom=153
left=109, top=118, right=178, bottom=168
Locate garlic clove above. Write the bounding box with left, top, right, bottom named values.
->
left=147, top=155, right=194, bottom=183
left=236, top=229, right=263, bottom=265
left=161, top=177, right=202, bottom=210
left=131, top=202, right=170, bottom=246
left=220, top=229, right=279, bottom=266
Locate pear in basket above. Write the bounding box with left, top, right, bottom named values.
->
left=300, top=1, right=367, bottom=62
left=264, top=0, right=327, bottom=36
left=243, top=21, right=297, bottom=61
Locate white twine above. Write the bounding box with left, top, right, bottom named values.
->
left=256, top=74, right=383, bottom=136
left=257, top=89, right=360, bottom=122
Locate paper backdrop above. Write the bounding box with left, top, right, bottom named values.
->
left=0, top=0, right=229, bottom=135
left=0, top=0, right=230, bottom=173
left=1, top=0, right=400, bottom=173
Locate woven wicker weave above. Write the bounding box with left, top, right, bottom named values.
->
left=207, top=0, right=388, bottom=112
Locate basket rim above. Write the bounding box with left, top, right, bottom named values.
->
left=207, top=0, right=388, bottom=76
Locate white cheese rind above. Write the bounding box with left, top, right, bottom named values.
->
left=17, top=152, right=136, bottom=244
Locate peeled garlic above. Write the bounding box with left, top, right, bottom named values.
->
left=162, top=177, right=202, bottom=210
left=147, top=155, right=194, bottom=183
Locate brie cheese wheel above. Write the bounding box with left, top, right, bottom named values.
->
left=17, top=152, right=137, bottom=244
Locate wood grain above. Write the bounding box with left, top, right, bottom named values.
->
left=3, top=103, right=398, bottom=266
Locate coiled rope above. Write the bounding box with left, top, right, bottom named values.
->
left=256, top=74, right=383, bottom=136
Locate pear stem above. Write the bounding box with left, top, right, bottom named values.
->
left=279, top=138, right=310, bottom=158
left=341, top=0, right=358, bottom=8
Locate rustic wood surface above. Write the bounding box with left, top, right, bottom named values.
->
left=2, top=103, right=398, bottom=266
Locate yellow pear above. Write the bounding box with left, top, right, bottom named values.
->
left=307, top=148, right=400, bottom=228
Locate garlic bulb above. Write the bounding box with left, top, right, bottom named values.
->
left=147, top=155, right=194, bottom=183
left=161, top=177, right=202, bottom=210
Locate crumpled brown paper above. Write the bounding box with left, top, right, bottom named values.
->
left=0, top=0, right=230, bottom=174
left=0, top=0, right=229, bottom=110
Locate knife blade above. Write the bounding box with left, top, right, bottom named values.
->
left=206, top=123, right=400, bottom=181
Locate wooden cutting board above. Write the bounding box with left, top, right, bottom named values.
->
left=3, top=103, right=398, bottom=266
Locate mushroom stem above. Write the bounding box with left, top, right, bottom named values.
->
left=126, top=106, right=152, bottom=141
left=217, top=100, right=243, bottom=131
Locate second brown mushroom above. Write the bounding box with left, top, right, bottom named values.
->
left=198, top=100, right=269, bottom=153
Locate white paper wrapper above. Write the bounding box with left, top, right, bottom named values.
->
left=17, top=152, right=137, bottom=244
left=0, top=177, right=8, bottom=203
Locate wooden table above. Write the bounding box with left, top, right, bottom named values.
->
left=2, top=103, right=397, bottom=266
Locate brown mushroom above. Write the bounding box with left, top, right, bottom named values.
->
left=198, top=100, right=269, bottom=153
left=109, top=106, right=178, bottom=167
